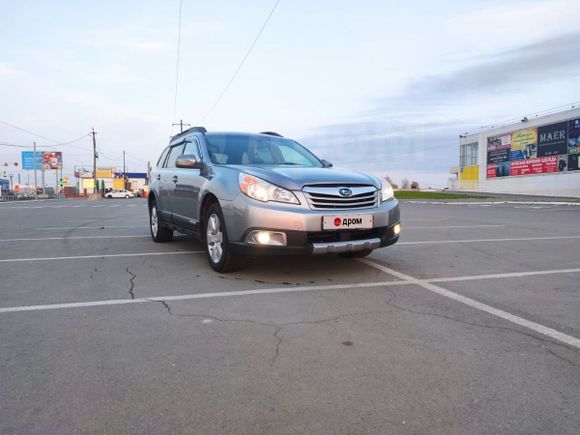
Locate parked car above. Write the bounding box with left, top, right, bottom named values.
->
left=105, top=189, right=134, bottom=199
left=148, top=128, right=401, bottom=272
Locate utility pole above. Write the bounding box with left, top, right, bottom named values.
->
left=123, top=150, right=127, bottom=189
left=33, top=141, right=38, bottom=199
left=172, top=120, right=190, bottom=133
left=90, top=128, right=97, bottom=195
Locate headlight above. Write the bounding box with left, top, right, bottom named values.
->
left=239, top=173, right=300, bottom=204
left=381, top=181, right=394, bottom=202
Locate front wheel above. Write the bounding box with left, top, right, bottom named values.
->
left=339, top=249, right=373, bottom=259
left=204, top=203, right=247, bottom=273
left=149, top=200, right=173, bottom=242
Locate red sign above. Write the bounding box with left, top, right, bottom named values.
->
left=510, top=156, right=558, bottom=176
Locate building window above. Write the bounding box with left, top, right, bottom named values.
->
left=460, top=142, right=478, bottom=168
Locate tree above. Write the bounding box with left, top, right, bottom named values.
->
left=384, top=175, right=398, bottom=189
left=410, top=180, right=420, bottom=190
left=401, top=178, right=410, bottom=189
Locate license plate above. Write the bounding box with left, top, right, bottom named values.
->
left=322, top=215, right=373, bottom=230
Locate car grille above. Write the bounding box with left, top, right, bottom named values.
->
left=303, top=185, right=378, bottom=210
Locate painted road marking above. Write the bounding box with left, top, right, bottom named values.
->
left=406, top=201, right=580, bottom=206
left=39, top=225, right=142, bottom=230
left=406, top=224, right=506, bottom=229
left=359, top=259, right=580, bottom=350
left=397, top=235, right=580, bottom=245
left=0, top=235, right=151, bottom=242
left=0, top=250, right=203, bottom=263
left=0, top=280, right=410, bottom=314
left=427, top=268, right=580, bottom=283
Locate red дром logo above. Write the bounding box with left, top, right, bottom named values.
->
left=334, top=217, right=342, bottom=227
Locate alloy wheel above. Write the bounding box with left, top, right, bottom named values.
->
left=206, top=213, right=224, bottom=264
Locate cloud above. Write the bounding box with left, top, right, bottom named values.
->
left=0, top=63, right=19, bottom=78
left=408, top=32, right=580, bottom=102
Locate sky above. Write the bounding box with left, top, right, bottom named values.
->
left=1, top=0, right=579, bottom=187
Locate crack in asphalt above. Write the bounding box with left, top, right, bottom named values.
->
left=145, top=287, right=578, bottom=369
left=147, top=299, right=389, bottom=366
left=126, top=266, right=137, bottom=299
left=383, top=287, right=580, bottom=368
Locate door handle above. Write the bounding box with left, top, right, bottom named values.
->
left=172, top=176, right=178, bottom=183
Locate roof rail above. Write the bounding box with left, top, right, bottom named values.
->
left=171, top=126, right=207, bottom=142
left=259, top=131, right=283, bottom=137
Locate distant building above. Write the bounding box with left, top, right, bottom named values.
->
left=457, top=106, right=580, bottom=197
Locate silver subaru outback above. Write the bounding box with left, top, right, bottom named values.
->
left=148, top=127, right=401, bottom=272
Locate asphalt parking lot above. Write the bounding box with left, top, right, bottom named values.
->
left=1, top=198, right=579, bottom=434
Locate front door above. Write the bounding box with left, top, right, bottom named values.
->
left=172, top=137, right=205, bottom=231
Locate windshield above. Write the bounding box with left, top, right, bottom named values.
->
left=205, top=133, right=323, bottom=167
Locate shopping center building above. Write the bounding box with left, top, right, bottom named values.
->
left=457, top=106, right=580, bottom=197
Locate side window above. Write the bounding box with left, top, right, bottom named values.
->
left=183, top=137, right=202, bottom=161
left=156, top=147, right=170, bottom=168
left=165, top=144, right=185, bottom=168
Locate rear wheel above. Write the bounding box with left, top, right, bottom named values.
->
left=339, top=249, right=373, bottom=258
left=149, top=200, right=173, bottom=242
left=204, top=202, right=247, bottom=272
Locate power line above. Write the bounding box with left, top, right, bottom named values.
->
left=96, top=148, right=122, bottom=161
left=199, top=0, right=281, bottom=122
left=0, top=120, right=59, bottom=143
left=125, top=151, right=149, bottom=164
left=172, top=0, right=184, bottom=123
left=0, top=120, right=89, bottom=150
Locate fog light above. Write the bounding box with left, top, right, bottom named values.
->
left=246, top=230, right=287, bottom=246
left=256, top=231, right=271, bottom=244
left=393, top=223, right=401, bottom=235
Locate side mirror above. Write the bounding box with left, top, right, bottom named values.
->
left=321, top=159, right=333, bottom=168
left=176, top=154, right=202, bottom=169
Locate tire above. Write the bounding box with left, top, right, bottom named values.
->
left=204, top=202, right=247, bottom=273
left=149, top=200, right=173, bottom=242
left=339, top=249, right=373, bottom=259
left=125, top=195, right=130, bottom=199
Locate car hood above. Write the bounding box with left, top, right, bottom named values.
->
left=225, top=165, right=381, bottom=190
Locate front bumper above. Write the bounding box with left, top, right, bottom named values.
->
left=224, top=194, right=400, bottom=255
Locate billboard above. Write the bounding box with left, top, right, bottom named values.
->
left=537, top=122, right=567, bottom=157
left=510, top=156, right=558, bottom=176
left=41, top=152, right=63, bottom=170
left=21, top=151, right=43, bottom=170
left=569, top=154, right=579, bottom=171
left=510, top=128, right=537, bottom=160
left=486, top=134, right=511, bottom=178
left=21, top=151, right=62, bottom=170
left=485, top=115, right=580, bottom=179
left=96, top=167, right=115, bottom=178
left=569, top=118, right=580, bottom=155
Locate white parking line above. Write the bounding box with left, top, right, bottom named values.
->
left=0, top=235, right=150, bottom=242
left=39, top=225, right=142, bottom=230
left=398, top=235, right=580, bottom=245
left=0, top=250, right=203, bottom=263
left=0, top=280, right=410, bottom=314
left=428, top=268, right=580, bottom=283
left=358, top=259, right=580, bottom=350
left=406, top=201, right=580, bottom=206
left=406, top=224, right=505, bottom=229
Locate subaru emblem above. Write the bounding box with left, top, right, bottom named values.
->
left=338, top=187, right=353, bottom=197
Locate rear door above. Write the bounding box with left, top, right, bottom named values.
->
left=172, top=136, right=204, bottom=231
